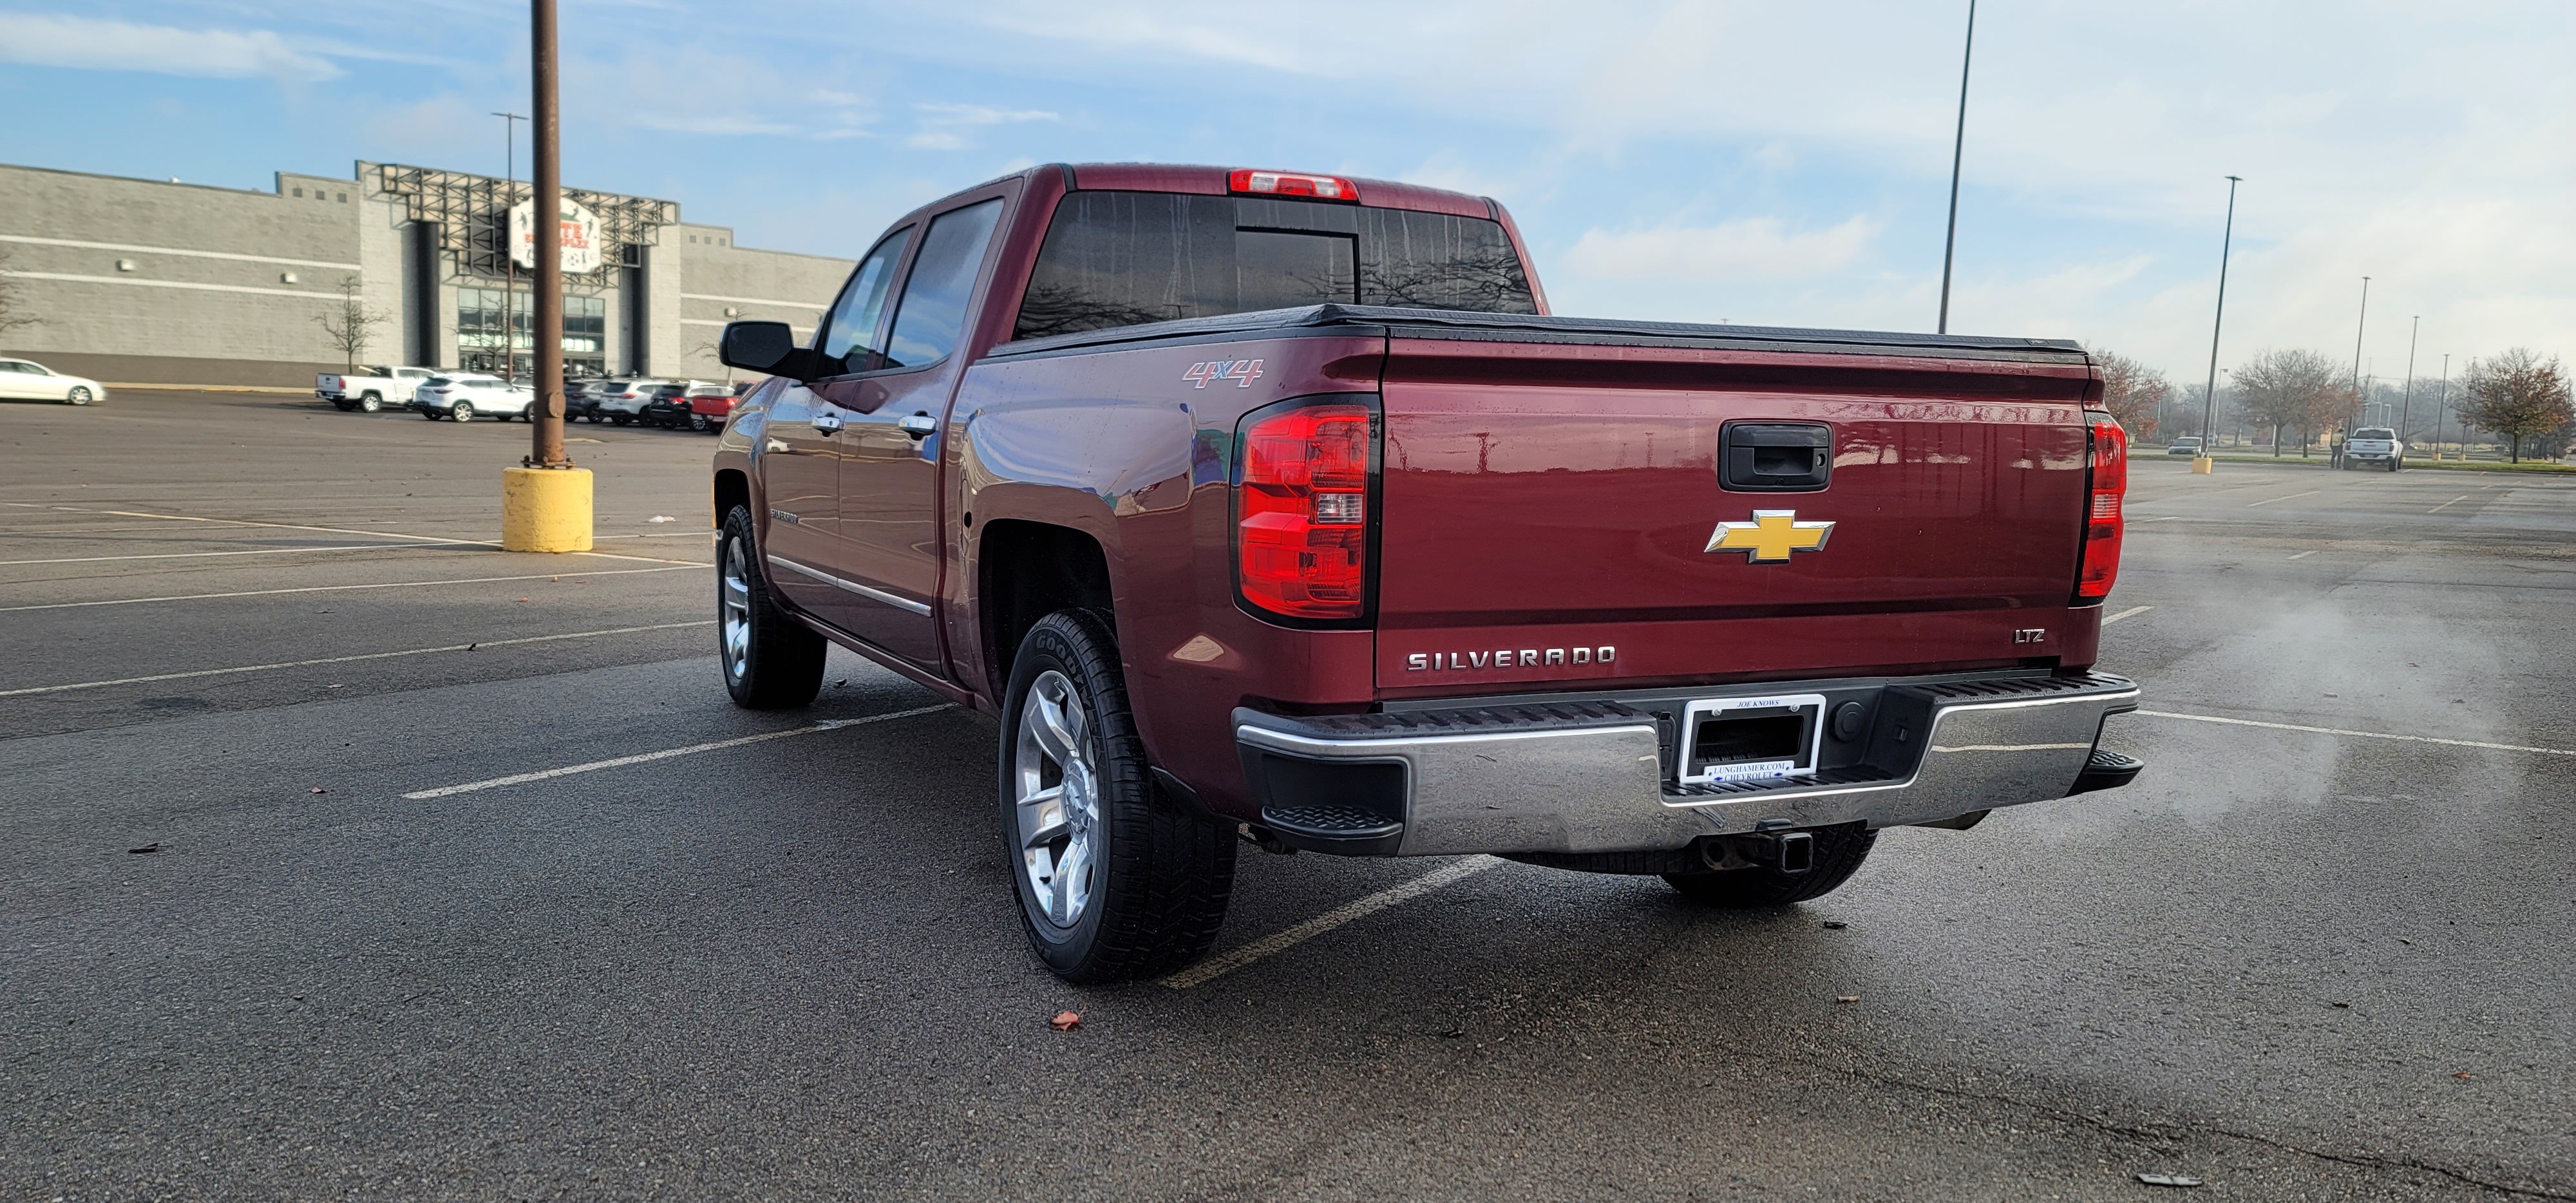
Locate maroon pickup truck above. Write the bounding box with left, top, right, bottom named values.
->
left=709, top=164, right=2141, bottom=983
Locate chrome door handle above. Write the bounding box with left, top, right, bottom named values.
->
left=898, top=413, right=936, bottom=439
left=813, top=411, right=844, bottom=434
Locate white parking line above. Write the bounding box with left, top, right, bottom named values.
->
left=2246, top=490, right=2320, bottom=507
left=0, top=621, right=713, bottom=697
left=2287, top=550, right=2318, bottom=560
left=401, top=704, right=955, bottom=799
left=2428, top=495, right=2472, bottom=513
left=1162, top=856, right=1504, bottom=989
left=0, top=542, right=431, bottom=566
left=2135, top=710, right=2576, bottom=757
left=2101, top=605, right=2153, bottom=625
left=0, top=564, right=698, bottom=612
left=0, top=502, right=705, bottom=567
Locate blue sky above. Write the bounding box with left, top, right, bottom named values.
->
left=3, top=1, right=2568, bottom=388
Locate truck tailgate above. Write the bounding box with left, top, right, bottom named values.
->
left=1374, top=336, right=2094, bottom=693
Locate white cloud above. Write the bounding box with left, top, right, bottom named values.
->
left=1564, top=216, right=1880, bottom=283
left=0, top=12, right=339, bottom=81
left=905, top=102, right=1059, bottom=151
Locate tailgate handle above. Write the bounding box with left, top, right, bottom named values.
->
left=1721, top=422, right=1832, bottom=492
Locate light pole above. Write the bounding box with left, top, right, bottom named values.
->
left=2432, top=354, right=2450, bottom=461
left=2397, top=315, right=2418, bottom=446
left=2193, top=175, right=2242, bottom=474
left=500, top=0, right=591, bottom=553
left=1936, top=0, right=1976, bottom=335
left=493, top=111, right=526, bottom=383
left=2340, top=276, right=2369, bottom=465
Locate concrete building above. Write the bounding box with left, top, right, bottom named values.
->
left=0, top=160, right=852, bottom=388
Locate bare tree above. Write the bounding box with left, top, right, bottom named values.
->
left=2231, top=348, right=2346, bottom=457
left=2092, top=348, right=2170, bottom=440
left=2458, top=348, right=2573, bottom=463
left=0, top=245, right=41, bottom=343
left=314, top=276, right=389, bottom=374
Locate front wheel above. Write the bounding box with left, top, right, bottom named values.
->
left=716, top=506, right=825, bottom=708
left=1663, top=825, right=1877, bottom=907
left=358, top=393, right=383, bottom=413
left=1001, top=610, right=1236, bottom=983
left=64, top=386, right=92, bottom=405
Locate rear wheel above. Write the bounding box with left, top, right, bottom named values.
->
left=610, top=413, right=632, bottom=426
left=1002, top=609, right=1235, bottom=983
left=689, top=413, right=711, bottom=433
left=1663, top=825, right=1877, bottom=907
left=449, top=402, right=476, bottom=422
left=716, top=506, right=825, bottom=709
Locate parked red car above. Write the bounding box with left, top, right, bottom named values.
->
left=685, top=382, right=750, bottom=433
left=708, top=163, right=2140, bottom=983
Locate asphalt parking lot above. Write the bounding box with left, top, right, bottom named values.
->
left=5, top=391, right=2571, bottom=1201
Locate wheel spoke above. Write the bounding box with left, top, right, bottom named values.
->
left=1017, top=786, right=1067, bottom=848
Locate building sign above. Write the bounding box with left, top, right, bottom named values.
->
left=509, top=198, right=603, bottom=274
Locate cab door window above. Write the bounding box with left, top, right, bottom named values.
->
left=817, top=227, right=914, bottom=377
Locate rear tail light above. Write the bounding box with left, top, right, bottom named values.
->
left=1236, top=401, right=1373, bottom=620
left=2077, top=414, right=2128, bottom=600
left=1229, top=169, right=1360, bottom=203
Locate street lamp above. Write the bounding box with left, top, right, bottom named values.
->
left=2398, top=315, right=2418, bottom=446
left=2340, top=276, right=2369, bottom=466
left=499, top=0, right=591, bottom=554
left=1936, top=0, right=1975, bottom=335
left=2432, top=354, right=2451, bottom=461
left=2193, top=175, right=2242, bottom=475
left=494, top=111, right=526, bottom=383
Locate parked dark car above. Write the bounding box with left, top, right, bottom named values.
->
left=638, top=383, right=696, bottom=429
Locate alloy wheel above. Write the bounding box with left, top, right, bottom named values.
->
left=719, top=536, right=753, bottom=684
left=1014, top=669, right=1101, bottom=929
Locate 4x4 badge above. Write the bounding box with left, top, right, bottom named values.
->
left=1706, top=509, right=1834, bottom=562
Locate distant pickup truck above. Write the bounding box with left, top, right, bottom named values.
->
left=316, top=366, right=435, bottom=412
left=708, top=164, right=2144, bottom=983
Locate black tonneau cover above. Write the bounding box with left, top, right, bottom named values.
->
left=988, top=303, right=2090, bottom=365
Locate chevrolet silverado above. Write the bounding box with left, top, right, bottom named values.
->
left=706, top=164, right=2143, bottom=983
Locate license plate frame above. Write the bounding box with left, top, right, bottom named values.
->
left=1674, top=692, right=1828, bottom=786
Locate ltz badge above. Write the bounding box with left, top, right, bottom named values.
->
left=1705, top=509, right=1834, bottom=562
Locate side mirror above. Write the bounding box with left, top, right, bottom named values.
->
left=719, top=321, right=821, bottom=380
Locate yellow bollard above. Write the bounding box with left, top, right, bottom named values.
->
left=2192, top=455, right=2215, bottom=474
left=501, top=466, right=594, bottom=552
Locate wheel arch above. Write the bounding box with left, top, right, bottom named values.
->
left=977, top=519, right=1113, bottom=705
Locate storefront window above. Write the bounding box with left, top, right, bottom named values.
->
left=459, top=288, right=607, bottom=377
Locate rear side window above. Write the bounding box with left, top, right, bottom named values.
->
left=884, top=199, right=1005, bottom=369
left=1013, top=191, right=1537, bottom=341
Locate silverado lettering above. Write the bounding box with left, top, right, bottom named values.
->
left=703, top=162, right=2143, bottom=985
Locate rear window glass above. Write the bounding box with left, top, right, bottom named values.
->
left=2354, top=428, right=2395, bottom=440
left=1012, top=191, right=1537, bottom=341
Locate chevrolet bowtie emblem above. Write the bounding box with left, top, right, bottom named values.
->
left=1705, top=509, right=1835, bottom=562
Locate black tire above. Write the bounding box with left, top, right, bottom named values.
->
left=1662, top=825, right=1877, bottom=907
left=610, top=413, right=632, bottom=426
left=715, top=506, right=824, bottom=708
left=419, top=407, right=440, bottom=420
left=1000, top=609, right=1235, bottom=983
left=331, top=400, right=355, bottom=412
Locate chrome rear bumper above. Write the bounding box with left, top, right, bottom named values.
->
left=1234, top=672, right=2139, bottom=857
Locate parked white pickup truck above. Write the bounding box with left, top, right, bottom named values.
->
left=317, top=366, right=437, bottom=412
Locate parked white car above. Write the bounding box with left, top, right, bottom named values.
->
left=589, top=378, right=674, bottom=424
left=0, top=357, right=105, bottom=404
left=317, top=366, right=436, bottom=412
left=2344, top=426, right=2405, bottom=470
left=410, top=374, right=536, bottom=422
